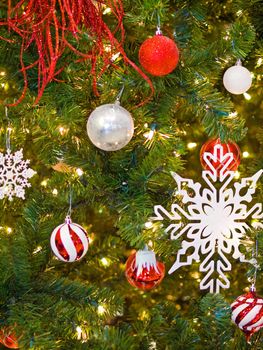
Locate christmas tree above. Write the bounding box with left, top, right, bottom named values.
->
left=0, top=0, right=262, bottom=349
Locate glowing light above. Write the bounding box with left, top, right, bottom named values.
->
left=0, top=71, right=5, bottom=76
left=58, top=126, right=68, bottom=136
left=103, top=7, right=111, bottom=14
left=97, top=305, right=106, bottom=315
left=76, top=326, right=82, bottom=340
left=229, top=111, right=238, bottom=117
left=100, top=257, right=110, bottom=267
left=242, top=151, right=249, bottom=158
left=76, top=168, right=83, bottom=176
left=111, top=52, right=121, bottom=61
left=52, top=188, right=58, bottom=196
left=234, top=171, right=240, bottom=179
left=41, top=180, right=48, bottom=187
left=256, top=58, right=262, bottom=67
left=187, top=142, right=197, bottom=150
left=143, top=130, right=155, bottom=140
left=243, top=92, right=251, bottom=100
left=33, top=246, right=42, bottom=254
left=145, top=221, right=153, bottom=229
left=6, top=227, right=12, bottom=234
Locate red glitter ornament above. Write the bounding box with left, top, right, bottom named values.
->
left=50, top=216, right=89, bottom=262
left=0, top=328, right=19, bottom=349
left=125, top=248, right=165, bottom=290
left=231, top=287, right=263, bottom=343
left=200, top=138, right=240, bottom=176
left=139, top=34, right=179, bottom=76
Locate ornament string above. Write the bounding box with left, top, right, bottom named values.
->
left=156, top=13, right=162, bottom=35
left=67, top=186, right=73, bottom=218
left=115, top=85, right=125, bottom=103
left=5, top=107, right=11, bottom=150
left=251, top=238, right=258, bottom=291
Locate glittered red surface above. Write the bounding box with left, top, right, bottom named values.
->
left=139, top=35, right=179, bottom=76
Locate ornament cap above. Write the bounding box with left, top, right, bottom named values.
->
left=65, top=215, right=72, bottom=224
left=155, top=27, right=162, bottom=35
left=135, top=249, right=159, bottom=276
left=250, top=283, right=256, bottom=292
left=236, top=58, right=242, bottom=66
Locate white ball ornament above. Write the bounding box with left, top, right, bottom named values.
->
left=223, top=59, right=252, bottom=95
left=87, top=101, right=134, bottom=151
left=50, top=216, right=89, bottom=262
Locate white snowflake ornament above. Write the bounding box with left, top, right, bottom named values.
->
left=153, top=143, right=263, bottom=293
left=0, top=148, right=36, bottom=200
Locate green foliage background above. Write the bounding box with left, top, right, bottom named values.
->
left=0, top=0, right=262, bottom=349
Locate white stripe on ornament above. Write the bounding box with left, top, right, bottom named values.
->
left=246, top=298, right=255, bottom=303
left=231, top=303, right=249, bottom=323
left=50, top=224, right=68, bottom=262
left=60, top=224, right=78, bottom=262
left=71, top=223, right=89, bottom=256
left=239, top=305, right=262, bottom=328
left=246, top=316, right=263, bottom=331
left=231, top=301, right=239, bottom=308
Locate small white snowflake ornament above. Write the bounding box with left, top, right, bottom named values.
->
left=152, top=144, right=263, bottom=293
left=0, top=148, right=36, bottom=200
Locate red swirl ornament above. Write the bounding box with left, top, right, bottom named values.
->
left=231, top=288, right=263, bottom=342
left=50, top=216, right=89, bottom=262
left=125, top=248, right=165, bottom=290
left=200, top=138, right=240, bottom=176
left=0, top=1, right=153, bottom=105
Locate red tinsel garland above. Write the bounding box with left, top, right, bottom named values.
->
left=0, top=0, right=153, bottom=105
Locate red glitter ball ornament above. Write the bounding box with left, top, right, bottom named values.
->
left=231, top=287, right=263, bottom=343
left=50, top=216, right=89, bottom=262
left=125, top=248, right=165, bottom=290
left=0, top=328, right=19, bottom=349
left=139, top=34, right=179, bottom=76
left=200, top=138, right=240, bottom=176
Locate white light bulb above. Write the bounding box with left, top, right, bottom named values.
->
left=223, top=62, right=252, bottom=95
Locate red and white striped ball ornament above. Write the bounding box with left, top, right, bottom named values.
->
left=231, top=286, right=263, bottom=342
left=50, top=216, right=89, bottom=262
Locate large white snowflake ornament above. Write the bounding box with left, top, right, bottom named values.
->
left=0, top=148, right=36, bottom=200
left=153, top=144, right=263, bottom=293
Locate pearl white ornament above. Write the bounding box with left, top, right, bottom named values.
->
left=223, top=60, right=252, bottom=95
left=87, top=101, right=134, bottom=151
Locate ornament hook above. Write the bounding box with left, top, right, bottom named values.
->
left=156, top=13, right=162, bottom=35
left=115, top=85, right=125, bottom=104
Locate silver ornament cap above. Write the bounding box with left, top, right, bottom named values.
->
left=87, top=102, right=134, bottom=151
